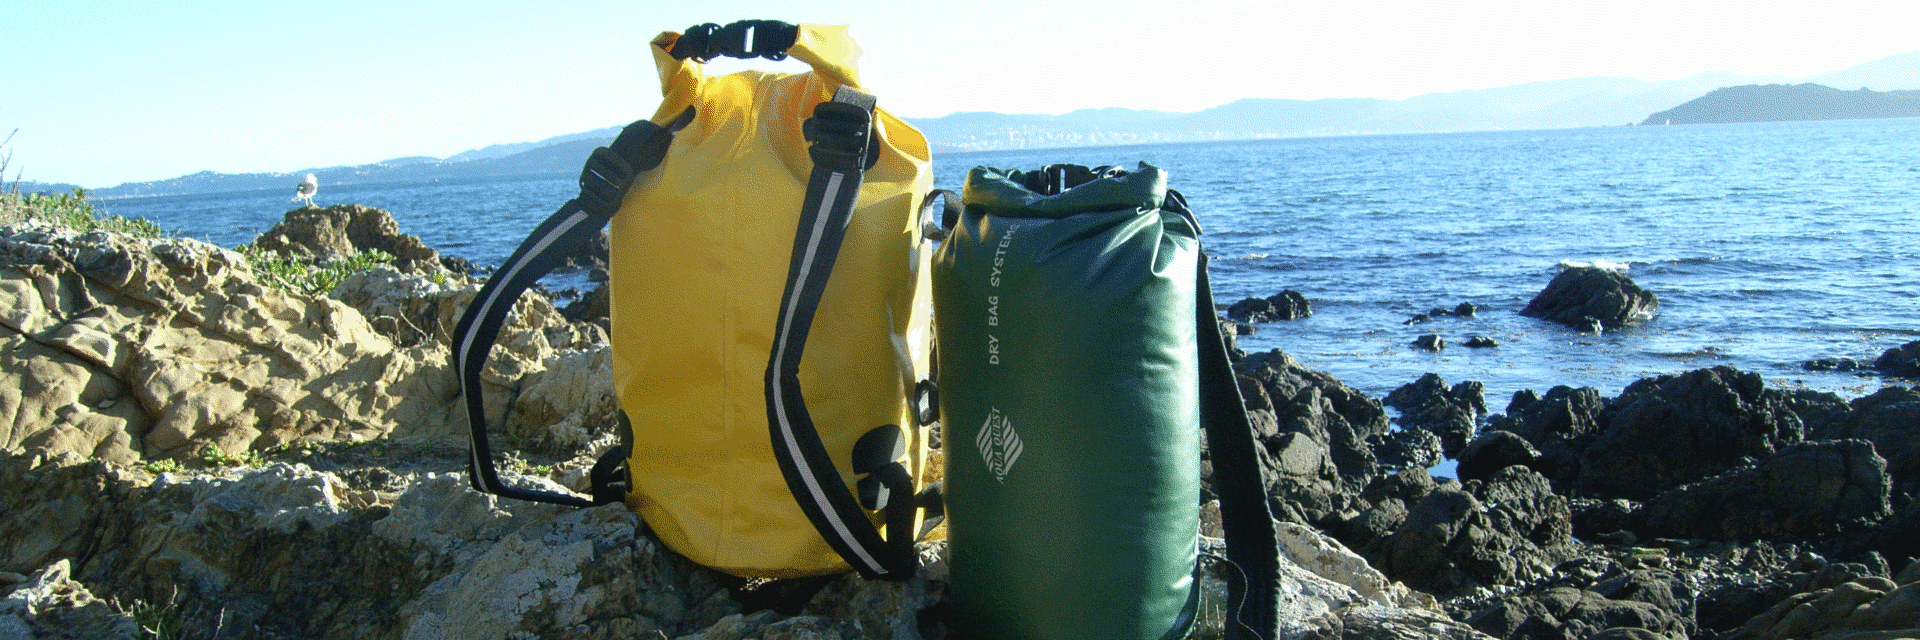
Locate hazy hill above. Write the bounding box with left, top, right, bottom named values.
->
left=1641, top=84, right=1920, bottom=125
left=75, top=50, right=1918, bottom=198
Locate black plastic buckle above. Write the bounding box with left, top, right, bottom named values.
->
left=578, top=147, right=635, bottom=216
left=803, top=101, right=872, bottom=170
left=673, top=20, right=797, bottom=62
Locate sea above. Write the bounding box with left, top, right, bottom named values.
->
left=95, top=117, right=1920, bottom=412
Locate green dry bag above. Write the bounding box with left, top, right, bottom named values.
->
left=932, top=163, right=1283, bottom=640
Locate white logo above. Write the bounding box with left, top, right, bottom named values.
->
left=976, top=407, right=1025, bottom=483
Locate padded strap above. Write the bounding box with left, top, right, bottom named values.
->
left=453, top=110, right=689, bottom=506
left=1173, top=191, right=1282, bottom=640
left=765, top=86, right=917, bottom=580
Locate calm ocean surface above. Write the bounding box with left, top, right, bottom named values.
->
left=99, top=118, right=1920, bottom=409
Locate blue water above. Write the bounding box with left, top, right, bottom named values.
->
left=97, top=118, right=1920, bottom=407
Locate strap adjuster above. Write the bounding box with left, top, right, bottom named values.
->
left=578, top=147, right=635, bottom=216
left=674, top=21, right=799, bottom=62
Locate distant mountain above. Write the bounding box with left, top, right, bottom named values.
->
left=81, top=50, right=1920, bottom=198
left=1641, top=84, right=1920, bottom=125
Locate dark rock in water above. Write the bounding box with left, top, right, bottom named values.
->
left=439, top=254, right=479, bottom=275
left=1236, top=349, right=1391, bottom=525
left=1519, top=266, right=1658, bottom=331
left=1385, top=374, right=1485, bottom=458
left=1818, top=386, right=1920, bottom=497
left=1413, top=334, right=1446, bottom=351
left=1875, top=340, right=1920, bottom=377
left=1227, top=289, right=1312, bottom=322
left=1488, top=386, right=1607, bottom=490
left=1403, top=313, right=1433, bottom=325
left=1217, top=315, right=1255, bottom=336
left=250, top=204, right=443, bottom=272
left=1464, top=336, right=1500, bottom=348
left=1454, top=302, right=1478, bottom=318
left=1578, top=366, right=1805, bottom=500
left=1466, top=586, right=1690, bottom=640
left=1456, top=431, right=1541, bottom=482
left=1802, top=357, right=1868, bottom=372
left=1639, top=439, right=1891, bottom=541
left=1366, top=467, right=1574, bottom=599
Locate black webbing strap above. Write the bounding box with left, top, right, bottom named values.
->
left=1173, top=191, right=1282, bottom=640
left=453, top=108, right=691, bottom=506
left=765, top=86, right=916, bottom=581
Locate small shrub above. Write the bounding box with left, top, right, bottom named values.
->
left=237, top=245, right=394, bottom=296
left=143, top=459, right=185, bottom=475
left=117, top=587, right=187, bottom=640
left=197, top=444, right=265, bottom=469
left=0, top=188, right=164, bottom=238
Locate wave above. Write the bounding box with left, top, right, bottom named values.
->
left=1557, top=259, right=1630, bottom=272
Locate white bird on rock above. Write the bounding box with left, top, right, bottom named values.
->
left=291, top=173, right=318, bottom=207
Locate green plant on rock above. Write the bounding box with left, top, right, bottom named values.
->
left=117, top=587, right=187, bottom=640
left=237, top=244, right=395, bottom=296
left=196, top=444, right=265, bottom=469
left=143, top=458, right=185, bottom=475
left=0, top=187, right=165, bottom=238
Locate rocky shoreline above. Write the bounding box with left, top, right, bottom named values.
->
left=3, top=204, right=1916, bottom=639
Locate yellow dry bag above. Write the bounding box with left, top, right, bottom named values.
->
left=453, top=20, right=939, bottom=580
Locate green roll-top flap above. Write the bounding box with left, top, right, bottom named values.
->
left=964, top=163, right=1167, bottom=218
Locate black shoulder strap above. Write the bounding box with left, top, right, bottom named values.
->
left=764, top=86, right=918, bottom=581
left=452, top=108, right=690, bottom=507
left=1173, top=191, right=1282, bottom=640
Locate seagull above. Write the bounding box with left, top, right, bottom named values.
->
left=291, top=173, right=318, bottom=207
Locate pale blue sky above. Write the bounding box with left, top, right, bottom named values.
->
left=5, top=0, right=1916, bottom=187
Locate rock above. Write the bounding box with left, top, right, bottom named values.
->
left=1873, top=496, right=1920, bottom=565
left=1466, top=586, right=1688, bottom=640
left=1384, top=374, right=1484, bottom=458
left=1569, top=498, right=1641, bottom=542
left=1236, top=350, right=1391, bottom=525
left=249, top=204, right=444, bottom=272
left=1454, top=302, right=1478, bottom=318
left=1802, top=357, right=1868, bottom=372
left=0, top=222, right=606, bottom=465
left=1464, top=336, right=1499, bottom=348
left=1456, top=431, right=1541, bottom=483
left=1818, top=386, right=1920, bottom=497
left=1367, top=467, right=1575, bottom=599
left=1722, top=577, right=1920, bottom=640
left=0, top=559, right=140, bottom=640
left=1487, top=386, right=1606, bottom=489
left=1412, top=334, right=1445, bottom=351
left=1875, top=340, right=1920, bottom=377
left=1294, top=605, right=1494, bottom=640
left=1780, top=388, right=1853, bottom=440
left=1227, top=289, right=1312, bottom=322
left=1639, top=440, right=1891, bottom=541
left=1519, top=266, right=1658, bottom=331
left=1579, top=367, right=1805, bottom=500
left=1406, top=303, right=1478, bottom=325
left=1373, top=428, right=1444, bottom=476
left=561, top=283, right=611, bottom=326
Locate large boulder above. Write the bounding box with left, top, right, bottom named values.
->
left=1366, top=467, right=1575, bottom=599
left=249, top=204, right=443, bottom=272
left=1384, top=374, right=1485, bottom=458
left=0, top=559, right=140, bottom=640
left=1721, top=573, right=1920, bottom=640
left=1638, top=439, right=1891, bottom=541
left=1236, top=349, right=1391, bottom=524
left=1519, top=266, right=1658, bottom=331
left=1465, top=586, right=1690, bottom=640
left=1486, top=386, right=1607, bottom=489
left=1579, top=367, right=1804, bottom=500
left=1875, top=340, right=1920, bottom=377
left=1456, top=431, right=1542, bottom=483
left=1815, top=386, right=1920, bottom=498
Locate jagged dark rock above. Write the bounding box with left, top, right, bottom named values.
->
left=1465, top=586, right=1689, bottom=640
left=1802, top=357, right=1868, bottom=372
left=1876, top=341, right=1920, bottom=377
left=1365, top=467, right=1575, bottom=599
left=1639, top=439, right=1891, bottom=541
left=1413, top=334, right=1446, bottom=351
left=1578, top=367, right=1805, bottom=500
left=1456, top=431, right=1541, bottom=483
left=1519, top=266, right=1658, bottom=331
left=1487, top=386, right=1607, bottom=490
left=1228, top=289, right=1312, bottom=322
left=1385, top=374, right=1485, bottom=458
left=1236, top=349, right=1390, bottom=525
left=1464, top=336, right=1500, bottom=348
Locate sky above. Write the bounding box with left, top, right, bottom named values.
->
left=5, top=0, right=1917, bottom=188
